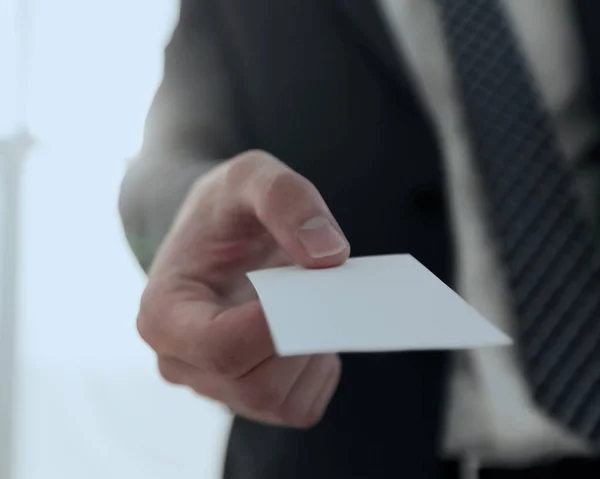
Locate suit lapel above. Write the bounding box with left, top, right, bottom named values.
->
left=329, top=0, right=408, bottom=89
left=334, top=0, right=600, bottom=110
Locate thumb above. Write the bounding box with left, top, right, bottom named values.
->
left=234, top=152, right=351, bottom=269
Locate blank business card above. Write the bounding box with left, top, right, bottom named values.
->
left=247, top=254, right=512, bottom=356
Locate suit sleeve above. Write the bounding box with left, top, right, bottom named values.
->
left=118, top=0, right=246, bottom=271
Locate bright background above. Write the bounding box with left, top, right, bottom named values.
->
left=0, top=1, right=231, bottom=478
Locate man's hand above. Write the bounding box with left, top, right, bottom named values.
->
left=137, top=150, right=350, bottom=428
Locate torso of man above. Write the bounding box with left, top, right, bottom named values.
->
left=377, top=0, right=600, bottom=466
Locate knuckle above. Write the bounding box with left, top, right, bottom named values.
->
left=136, top=289, right=159, bottom=347
left=157, top=358, right=184, bottom=385
left=266, top=170, right=310, bottom=199
left=237, top=383, right=283, bottom=414
left=277, top=394, right=322, bottom=429
left=240, top=149, right=277, bottom=164
left=205, top=346, right=245, bottom=378
left=136, top=312, right=153, bottom=347
left=294, top=406, right=324, bottom=429
left=199, top=314, right=259, bottom=378
left=224, top=150, right=278, bottom=186
left=137, top=282, right=203, bottom=362
left=260, top=171, right=315, bottom=219
left=136, top=280, right=169, bottom=350
left=167, top=301, right=208, bottom=365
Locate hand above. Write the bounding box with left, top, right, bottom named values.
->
left=137, top=150, right=350, bottom=428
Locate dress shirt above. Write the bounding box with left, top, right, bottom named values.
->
left=378, top=0, right=600, bottom=466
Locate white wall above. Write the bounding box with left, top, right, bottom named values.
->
left=3, top=1, right=231, bottom=477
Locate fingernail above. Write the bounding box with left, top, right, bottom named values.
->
left=297, top=216, right=347, bottom=258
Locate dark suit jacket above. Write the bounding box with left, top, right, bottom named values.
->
left=140, top=1, right=600, bottom=477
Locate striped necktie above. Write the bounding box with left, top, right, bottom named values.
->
left=434, top=0, right=600, bottom=444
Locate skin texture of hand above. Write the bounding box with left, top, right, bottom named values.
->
left=137, top=150, right=351, bottom=428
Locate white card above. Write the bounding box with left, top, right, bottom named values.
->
left=247, top=254, right=512, bottom=356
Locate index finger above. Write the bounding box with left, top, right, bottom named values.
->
left=151, top=151, right=350, bottom=285
left=138, top=284, right=276, bottom=378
